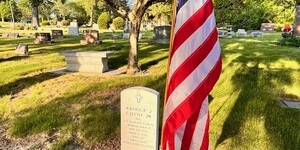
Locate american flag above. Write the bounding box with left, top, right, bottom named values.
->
left=161, top=0, right=222, bottom=149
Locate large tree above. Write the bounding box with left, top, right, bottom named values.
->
left=30, top=0, right=43, bottom=26
left=103, top=0, right=164, bottom=74
left=294, top=0, right=300, bottom=35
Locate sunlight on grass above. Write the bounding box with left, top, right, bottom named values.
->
left=0, top=31, right=299, bottom=149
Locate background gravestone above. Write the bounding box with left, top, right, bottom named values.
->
left=121, top=87, right=160, bottom=150
left=52, top=30, right=64, bottom=39
left=152, top=26, right=171, bottom=44
left=81, top=30, right=101, bottom=44
left=34, top=33, right=52, bottom=44
left=68, top=22, right=79, bottom=36
left=15, top=44, right=28, bottom=55
left=260, top=23, right=275, bottom=32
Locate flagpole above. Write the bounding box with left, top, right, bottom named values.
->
left=160, top=0, right=177, bottom=149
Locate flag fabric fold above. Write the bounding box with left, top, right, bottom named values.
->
left=161, top=0, right=222, bottom=149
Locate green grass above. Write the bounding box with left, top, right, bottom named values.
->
left=0, top=30, right=299, bottom=149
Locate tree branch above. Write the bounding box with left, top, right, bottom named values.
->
left=102, top=0, right=128, bottom=17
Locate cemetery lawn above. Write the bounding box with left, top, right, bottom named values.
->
left=0, top=32, right=300, bottom=149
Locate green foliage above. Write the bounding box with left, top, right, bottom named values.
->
left=39, top=1, right=54, bottom=21
left=13, top=24, right=25, bottom=30
left=61, top=20, right=70, bottom=26
left=40, top=21, right=49, bottom=26
left=53, top=0, right=70, bottom=21
left=68, top=2, right=89, bottom=26
left=278, top=37, right=300, bottom=47
left=17, top=0, right=32, bottom=20
left=214, top=0, right=295, bottom=30
left=0, top=1, right=10, bottom=21
left=112, top=17, right=124, bottom=30
left=97, top=12, right=110, bottom=29
left=49, top=19, right=57, bottom=26
left=146, top=2, right=172, bottom=25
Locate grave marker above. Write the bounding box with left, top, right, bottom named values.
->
left=260, top=23, right=275, bottom=32
left=15, top=44, right=28, bottom=55
left=81, top=30, right=101, bottom=45
left=68, top=22, right=79, bottom=36
left=152, top=26, right=171, bottom=44
left=121, top=87, right=160, bottom=150
left=52, top=30, right=64, bottom=39
left=34, top=33, right=52, bottom=44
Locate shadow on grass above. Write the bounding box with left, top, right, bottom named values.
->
left=140, top=56, right=168, bottom=71
left=0, top=73, right=61, bottom=97
left=215, top=38, right=300, bottom=149
left=8, top=80, right=123, bottom=143
left=0, top=56, right=29, bottom=63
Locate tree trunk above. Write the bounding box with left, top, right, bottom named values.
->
left=9, top=0, right=14, bottom=24
left=32, top=6, right=39, bottom=27
left=89, top=6, right=94, bottom=26
left=127, top=19, right=141, bottom=74
left=126, top=3, right=150, bottom=74
left=294, top=5, right=300, bottom=36
left=1, top=17, right=4, bottom=22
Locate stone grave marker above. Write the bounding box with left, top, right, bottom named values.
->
left=81, top=30, right=101, bottom=45
left=218, top=30, right=227, bottom=38
left=68, top=27, right=79, bottom=36
left=260, top=23, right=275, bottom=32
left=280, top=98, right=300, bottom=109
left=60, top=50, right=114, bottom=73
left=15, top=44, right=28, bottom=55
left=52, top=30, right=64, bottom=39
left=2, top=33, right=19, bottom=38
left=92, top=23, right=99, bottom=30
left=152, top=25, right=171, bottom=44
left=34, top=33, right=52, bottom=44
left=121, top=87, right=160, bottom=150
left=251, top=31, right=264, bottom=37
left=68, top=22, right=79, bottom=36
left=70, top=21, right=78, bottom=27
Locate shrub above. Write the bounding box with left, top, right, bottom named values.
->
left=61, top=20, right=70, bottom=26
left=13, top=24, right=24, bottom=30
left=41, top=21, right=49, bottom=26
left=112, top=17, right=124, bottom=30
left=49, top=20, right=57, bottom=26
left=275, top=23, right=284, bottom=32
left=98, top=12, right=110, bottom=29
left=278, top=37, right=300, bottom=47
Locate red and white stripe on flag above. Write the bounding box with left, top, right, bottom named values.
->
left=161, top=0, right=222, bottom=149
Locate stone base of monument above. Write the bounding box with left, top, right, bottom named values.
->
left=33, top=39, right=52, bottom=44
left=80, top=34, right=102, bottom=45
left=60, top=50, right=114, bottom=73
left=80, top=40, right=101, bottom=45
left=15, top=44, right=29, bottom=55
left=2, top=33, right=19, bottom=38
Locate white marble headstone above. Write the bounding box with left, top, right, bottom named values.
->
left=68, top=27, right=79, bottom=36
left=121, top=87, right=160, bottom=150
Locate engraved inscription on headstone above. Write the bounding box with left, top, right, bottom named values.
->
left=260, top=23, right=275, bottom=32
left=121, top=87, right=160, bottom=150
left=52, top=30, right=63, bottom=38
